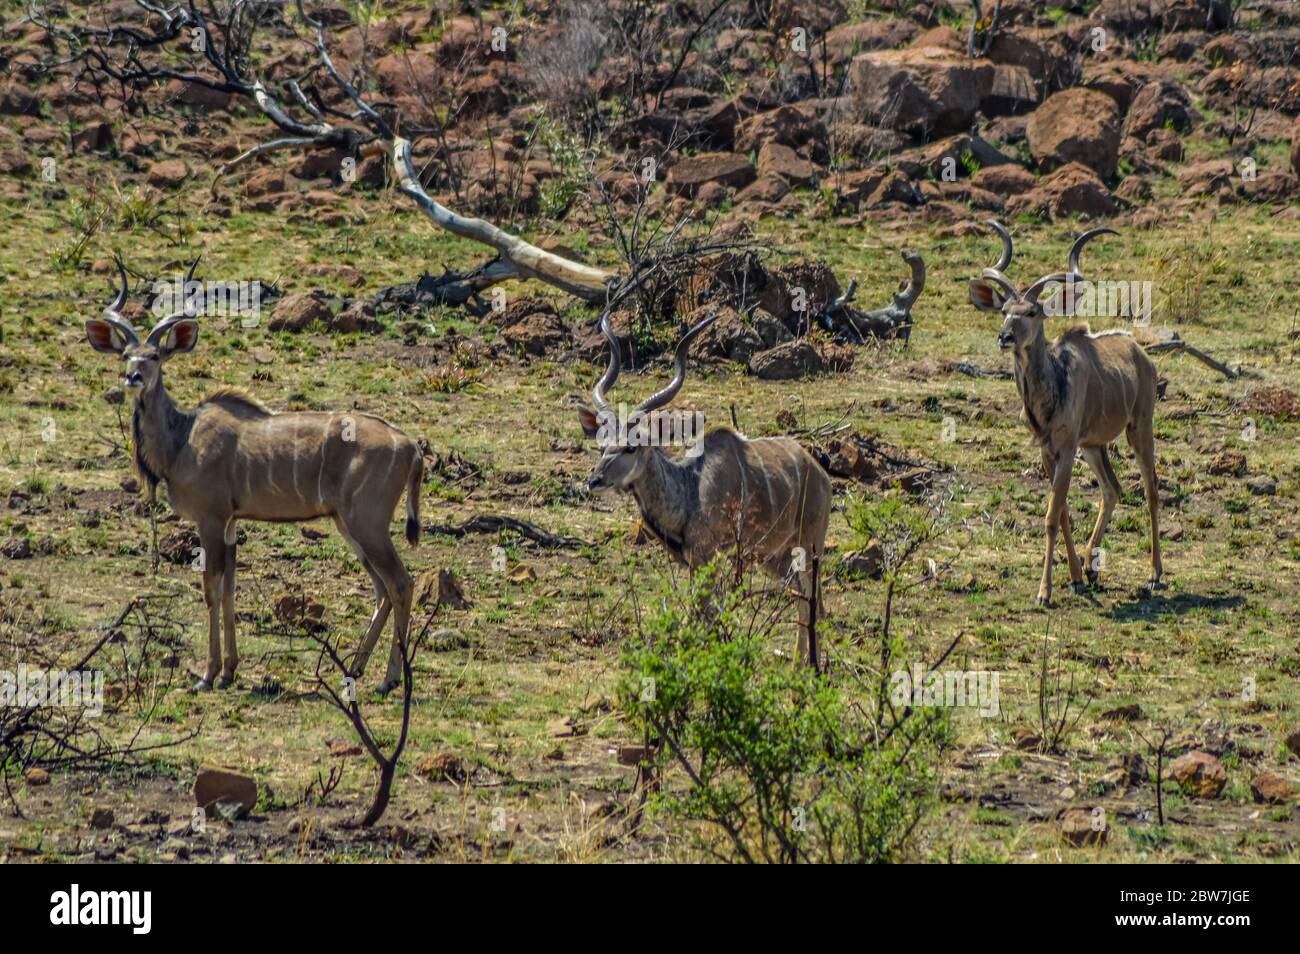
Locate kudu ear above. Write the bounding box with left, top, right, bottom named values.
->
left=577, top=405, right=601, bottom=439
left=86, top=319, right=129, bottom=355
left=158, top=319, right=198, bottom=358
left=968, top=279, right=1007, bottom=313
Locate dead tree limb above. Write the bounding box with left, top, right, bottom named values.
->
left=424, top=514, right=587, bottom=550
left=34, top=0, right=620, bottom=304
left=1143, top=337, right=1240, bottom=379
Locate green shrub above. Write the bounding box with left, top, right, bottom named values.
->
left=619, top=559, right=951, bottom=863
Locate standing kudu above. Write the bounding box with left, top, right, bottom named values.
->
left=577, top=311, right=832, bottom=667
left=85, top=258, right=423, bottom=692
left=968, top=222, right=1163, bottom=605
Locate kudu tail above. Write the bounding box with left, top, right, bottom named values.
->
left=405, top=452, right=423, bottom=546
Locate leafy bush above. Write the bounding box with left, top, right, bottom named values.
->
left=619, top=558, right=951, bottom=863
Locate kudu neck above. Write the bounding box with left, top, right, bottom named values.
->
left=132, top=374, right=192, bottom=487
left=629, top=449, right=696, bottom=553
left=1014, top=325, right=1064, bottom=438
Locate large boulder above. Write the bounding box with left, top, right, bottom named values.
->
left=1091, top=0, right=1231, bottom=35
left=749, top=340, right=824, bottom=380
left=194, top=768, right=257, bottom=820
left=1123, top=80, right=1196, bottom=141
left=664, top=152, right=755, bottom=198
left=1291, top=118, right=1300, bottom=177
left=269, top=292, right=333, bottom=332
left=849, top=47, right=995, bottom=136
left=973, top=164, right=1036, bottom=196
left=1005, top=162, right=1116, bottom=219
left=687, top=307, right=764, bottom=364
left=734, top=104, right=826, bottom=157
left=1169, top=751, right=1227, bottom=798
left=496, top=299, right=570, bottom=356
left=757, top=141, right=819, bottom=186
left=1027, top=87, right=1121, bottom=180
left=822, top=19, right=918, bottom=66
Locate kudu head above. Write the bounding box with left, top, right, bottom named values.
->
left=577, top=310, right=717, bottom=492
left=85, top=256, right=201, bottom=393
left=968, top=220, right=1115, bottom=355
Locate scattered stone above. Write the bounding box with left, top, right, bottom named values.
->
left=850, top=46, right=994, bottom=135
left=749, top=340, right=824, bottom=380
left=1060, top=807, right=1108, bottom=847
left=507, top=562, right=537, bottom=583
left=840, top=541, right=883, bottom=580
left=664, top=152, right=755, bottom=198
left=1169, top=751, right=1227, bottom=798
left=268, top=292, right=332, bottom=332
left=1027, top=87, right=1122, bottom=179
left=1245, top=475, right=1276, bottom=496
left=971, top=164, right=1036, bottom=197
left=193, top=767, right=257, bottom=819
left=2, top=537, right=31, bottom=560
left=416, top=568, right=471, bottom=610
left=146, top=158, right=190, bottom=189
left=1285, top=730, right=1300, bottom=759
left=25, top=767, right=50, bottom=786
left=326, top=738, right=362, bottom=757
left=1208, top=449, right=1247, bottom=477
left=688, top=306, right=764, bottom=364
left=89, top=807, right=115, bottom=830
left=273, top=592, right=325, bottom=629
left=617, top=744, right=648, bottom=766
left=548, top=717, right=583, bottom=738
left=825, top=437, right=880, bottom=482
left=415, top=752, right=465, bottom=782
left=1005, top=162, right=1115, bottom=219
left=1251, top=772, right=1298, bottom=805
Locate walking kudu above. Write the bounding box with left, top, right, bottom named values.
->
left=577, top=311, right=832, bottom=667
left=968, top=222, right=1163, bottom=605
left=85, top=258, right=423, bottom=692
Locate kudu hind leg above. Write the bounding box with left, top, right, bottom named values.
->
left=333, top=517, right=393, bottom=681
left=346, top=523, right=412, bottom=694
left=771, top=552, right=813, bottom=667
left=217, top=540, right=239, bottom=688
left=1128, top=421, right=1163, bottom=587
left=1080, top=446, right=1119, bottom=588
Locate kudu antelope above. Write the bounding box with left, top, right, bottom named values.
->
left=85, top=259, right=423, bottom=692
left=577, top=312, right=832, bottom=666
left=969, top=222, right=1163, bottom=605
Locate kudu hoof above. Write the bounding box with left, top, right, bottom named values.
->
left=1085, top=570, right=1099, bottom=586
left=215, top=675, right=235, bottom=689
left=1035, top=595, right=1051, bottom=608
left=1149, top=576, right=1166, bottom=591
left=1072, top=580, right=1087, bottom=595
left=376, top=678, right=400, bottom=696
left=192, top=678, right=213, bottom=692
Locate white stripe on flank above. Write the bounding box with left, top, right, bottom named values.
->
left=318, top=414, right=332, bottom=505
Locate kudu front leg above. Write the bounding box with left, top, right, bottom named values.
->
left=217, top=540, right=239, bottom=688
left=1038, top=450, right=1075, bottom=606
left=195, top=530, right=227, bottom=691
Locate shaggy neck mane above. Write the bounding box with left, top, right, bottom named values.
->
left=1015, top=334, right=1070, bottom=441
left=132, top=381, right=194, bottom=499
left=629, top=451, right=699, bottom=563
